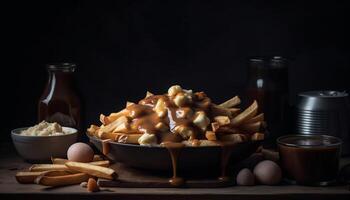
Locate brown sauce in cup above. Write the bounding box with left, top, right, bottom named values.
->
left=278, top=135, right=341, bottom=185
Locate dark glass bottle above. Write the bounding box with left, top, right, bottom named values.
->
left=245, top=57, right=289, bottom=147
left=38, top=63, right=81, bottom=129
left=245, top=58, right=267, bottom=113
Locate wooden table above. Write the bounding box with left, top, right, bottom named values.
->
left=1, top=143, right=349, bottom=200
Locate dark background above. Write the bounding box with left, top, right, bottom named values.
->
left=4, top=1, right=350, bottom=141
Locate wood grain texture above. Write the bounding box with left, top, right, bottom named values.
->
left=0, top=143, right=349, bottom=200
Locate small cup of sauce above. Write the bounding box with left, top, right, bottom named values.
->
left=277, top=135, right=341, bottom=186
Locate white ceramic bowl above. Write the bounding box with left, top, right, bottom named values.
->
left=11, top=127, right=78, bottom=162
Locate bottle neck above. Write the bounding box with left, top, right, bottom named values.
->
left=248, top=66, right=268, bottom=80
left=47, top=71, right=74, bottom=90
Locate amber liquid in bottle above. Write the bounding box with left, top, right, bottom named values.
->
left=245, top=57, right=289, bottom=148
left=38, top=63, right=81, bottom=129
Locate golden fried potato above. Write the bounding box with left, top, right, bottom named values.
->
left=219, top=134, right=247, bottom=143
left=219, top=96, right=241, bottom=108
left=245, top=113, right=264, bottom=124
left=230, top=101, right=258, bottom=126
left=205, top=131, right=217, bottom=141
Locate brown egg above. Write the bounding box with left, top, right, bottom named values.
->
left=253, top=160, right=282, bottom=185
left=67, top=142, right=94, bottom=163
left=236, top=168, right=255, bottom=186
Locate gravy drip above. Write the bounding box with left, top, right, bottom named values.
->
left=162, top=142, right=185, bottom=187
left=102, top=139, right=111, bottom=155
left=218, top=142, right=236, bottom=182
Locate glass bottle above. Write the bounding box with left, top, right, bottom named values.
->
left=38, top=63, right=81, bottom=129
left=245, top=58, right=267, bottom=113
left=245, top=57, right=289, bottom=147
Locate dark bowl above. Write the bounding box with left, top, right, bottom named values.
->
left=89, top=135, right=261, bottom=173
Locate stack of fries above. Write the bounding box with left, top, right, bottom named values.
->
left=15, top=155, right=117, bottom=188
left=87, top=85, right=265, bottom=146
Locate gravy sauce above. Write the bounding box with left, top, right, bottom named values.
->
left=162, top=142, right=186, bottom=187
left=127, top=93, right=211, bottom=143
left=121, top=91, right=235, bottom=185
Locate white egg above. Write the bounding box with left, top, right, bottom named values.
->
left=236, top=168, right=255, bottom=186
left=67, top=142, right=94, bottom=163
left=253, top=160, right=282, bottom=185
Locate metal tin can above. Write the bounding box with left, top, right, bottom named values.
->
left=296, top=91, right=350, bottom=155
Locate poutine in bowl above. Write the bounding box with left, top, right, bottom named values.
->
left=87, top=85, right=265, bottom=171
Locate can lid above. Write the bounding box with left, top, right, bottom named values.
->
left=299, top=91, right=348, bottom=98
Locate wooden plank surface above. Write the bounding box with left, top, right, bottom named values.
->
left=1, top=143, right=350, bottom=200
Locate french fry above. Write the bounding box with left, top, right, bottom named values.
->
left=99, top=132, right=119, bottom=140
left=211, top=104, right=241, bottom=118
left=51, top=158, right=110, bottom=167
left=215, top=126, right=239, bottom=134
left=228, top=108, right=241, bottom=117
left=251, top=132, right=265, bottom=141
left=245, top=113, right=264, bottom=124
left=182, top=140, right=220, bottom=147
left=98, top=116, right=128, bottom=137
left=113, top=122, right=130, bottom=133
left=29, top=164, right=69, bottom=172
left=230, top=100, right=258, bottom=126
left=211, top=104, right=233, bottom=117
left=219, top=134, right=246, bottom=143
left=211, top=121, right=239, bottom=134
left=197, top=140, right=220, bottom=146
left=87, top=178, right=100, bottom=192
left=16, top=171, right=45, bottom=184
left=16, top=171, right=73, bottom=184
left=146, top=91, right=154, bottom=98
left=219, top=96, right=241, bottom=108
left=93, top=155, right=104, bottom=161
left=65, top=161, right=118, bottom=180
left=211, top=122, right=220, bottom=132
left=117, top=133, right=142, bottom=144
left=214, top=116, right=230, bottom=126
left=205, top=131, right=217, bottom=141
left=35, top=172, right=90, bottom=187
left=240, top=121, right=262, bottom=133
left=106, top=109, right=129, bottom=123
left=89, top=160, right=110, bottom=167
left=51, top=157, right=68, bottom=164
left=100, top=114, right=110, bottom=125
left=126, top=101, right=135, bottom=107
left=100, top=108, right=131, bottom=125
left=87, top=125, right=99, bottom=136
left=191, top=139, right=201, bottom=146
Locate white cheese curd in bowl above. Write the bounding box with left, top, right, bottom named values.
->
left=12, top=123, right=78, bottom=161
left=20, top=121, right=67, bottom=136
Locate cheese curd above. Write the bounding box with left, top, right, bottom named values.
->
left=21, top=121, right=67, bottom=136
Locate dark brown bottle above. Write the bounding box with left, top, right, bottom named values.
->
left=245, top=58, right=267, bottom=113
left=38, top=63, right=81, bottom=129
left=245, top=57, right=289, bottom=147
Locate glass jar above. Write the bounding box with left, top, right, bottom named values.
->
left=38, top=63, right=81, bottom=129
left=245, top=57, right=289, bottom=147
